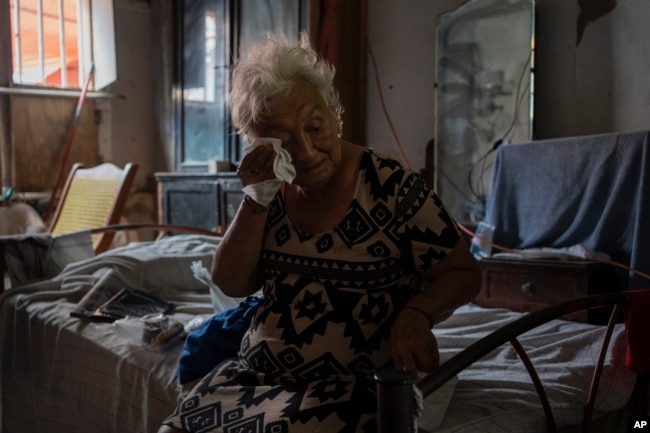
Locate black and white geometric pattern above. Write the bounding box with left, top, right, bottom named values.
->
left=164, top=149, right=460, bottom=432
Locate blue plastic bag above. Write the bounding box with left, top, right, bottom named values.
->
left=178, top=295, right=262, bottom=384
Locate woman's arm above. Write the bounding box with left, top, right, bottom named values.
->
left=211, top=143, right=276, bottom=298
left=211, top=198, right=269, bottom=298
left=391, top=237, right=482, bottom=373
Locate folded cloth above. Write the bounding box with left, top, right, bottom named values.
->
left=492, top=244, right=611, bottom=261
left=242, top=138, right=296, bottom=206
left=178, top=295, right=262, bottom=384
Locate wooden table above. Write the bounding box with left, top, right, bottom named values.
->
left=475, top=257, right=623, bottom=324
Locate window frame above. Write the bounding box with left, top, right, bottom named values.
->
left=6, top=0, right=116, bottom=92
left=172, top=0, right=235, bottom=174
left=171, top=0, right=312, bottom=173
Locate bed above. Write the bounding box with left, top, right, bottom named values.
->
left=1, top=234, right=647, bottom=433
left=378, top=290, right=650, bottom=433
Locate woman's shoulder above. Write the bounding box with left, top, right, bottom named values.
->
left=364, top=147, right=401, bottom=163
left=355, top=147, right=429, bottom=205
left=361, top=148, right=416, bottom=178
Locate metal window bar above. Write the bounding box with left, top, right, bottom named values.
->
left=58, top=0, right=67, bottom=87
left=9, top=1, right=87, bottom=88
left=37, top=0, right=45, bottom=83
left=12, top=0, right=22, bottom=83
left=75, top=0, right=85, bottom=86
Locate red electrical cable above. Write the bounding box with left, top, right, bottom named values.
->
left=366, top=37, right=411, bottom=169
left=458, top=223, right=650, bottom=282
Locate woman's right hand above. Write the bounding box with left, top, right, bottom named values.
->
left=237, top=142, right=276, bottom=187
left=390, top=308, right=440, bottom=374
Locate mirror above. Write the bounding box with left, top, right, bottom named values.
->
left=434, top=0, right=535, bottom=223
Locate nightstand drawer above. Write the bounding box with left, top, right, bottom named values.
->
left=475, top=258, right=622, bottom=324
left=483, top=270, right=580, bottom=306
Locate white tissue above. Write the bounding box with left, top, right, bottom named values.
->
left=190, top=260, right=264, bottom=313
left=242, top=138, right=296, bottom=206
left=190, top=261, right=243, bottom=312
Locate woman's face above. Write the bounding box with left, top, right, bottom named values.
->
left=255, top=80, right=342, bottom=191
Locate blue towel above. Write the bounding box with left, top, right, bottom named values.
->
left=178, top=295, right=262, bottom=384
left=484, top=130, right=650, bottom=289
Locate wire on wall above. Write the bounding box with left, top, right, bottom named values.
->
left=466, top=51, right=532, bottom=202
left=366, top=34, right=648, bottom=284
left=366, top=37, right=411, bottom=169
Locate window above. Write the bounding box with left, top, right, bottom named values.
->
left=173, top=0, right=308, bottom=172
left=8, top=0, right=116, bottom=90
left=175, top=0, right=229, bottom=168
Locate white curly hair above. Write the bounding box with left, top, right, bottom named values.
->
left=228, top=32, right=344, bottom=141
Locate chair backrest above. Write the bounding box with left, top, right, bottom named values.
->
left=48, top=162, right=138, bottom=254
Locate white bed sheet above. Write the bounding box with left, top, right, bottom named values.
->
left=0, top=234, right=638, bottom=433
left=1, top=235, right=221, bottom=433
left=424, top=304, right=636, bottom=433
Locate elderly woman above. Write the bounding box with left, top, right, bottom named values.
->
left=159, top=33, right=481, bottom=433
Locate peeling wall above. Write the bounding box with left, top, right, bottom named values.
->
left=534, top=0, right=650, bottom=138
left=576, top=0, right=618, bottom=46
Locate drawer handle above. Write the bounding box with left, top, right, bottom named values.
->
left=521, top=282, right=536, bottom=297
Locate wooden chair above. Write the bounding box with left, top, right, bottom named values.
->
left=48, top=162, right=138, bottom=254
left=0, top=162, right=138, bottom=292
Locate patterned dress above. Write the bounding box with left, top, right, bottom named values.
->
left=164, top=149, right=460, bottom=433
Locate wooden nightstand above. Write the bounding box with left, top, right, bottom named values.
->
left=154, top=172, right=243, bottom=233
left=475, top=257, right=623, bottom=324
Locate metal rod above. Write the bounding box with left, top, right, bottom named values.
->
left=75, top=0, right=85, bottom=85
left=58, top=0, right=67, bottom=87
left=37, top=0, right=45, bottom=83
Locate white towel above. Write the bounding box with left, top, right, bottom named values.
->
left=242, top=138, right=296, bottom=206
